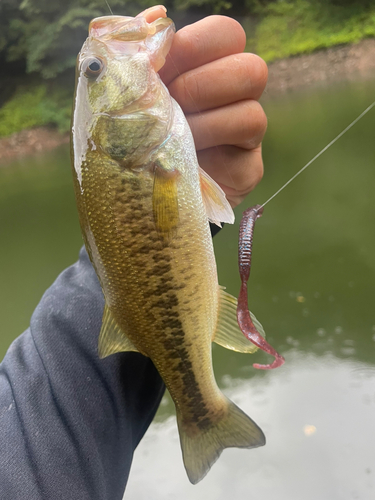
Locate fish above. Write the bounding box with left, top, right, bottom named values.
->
left=71, top=11, right=266, bottom=484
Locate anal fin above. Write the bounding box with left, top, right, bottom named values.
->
left=98, top=305, right=139, bottom=358
left=212, top=287, right=265, bottom=353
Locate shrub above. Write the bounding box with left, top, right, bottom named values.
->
left=0, top=84, right=71, bottom=137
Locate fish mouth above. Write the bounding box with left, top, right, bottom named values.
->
left=85, top=15, right=175, bottom=72
left=89, top=14, right=173, bottom=41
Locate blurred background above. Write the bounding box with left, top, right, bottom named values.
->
left=1, top=1, right=375, bottom=499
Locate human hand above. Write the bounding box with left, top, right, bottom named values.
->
left=142, top=6, right=268, bottom=208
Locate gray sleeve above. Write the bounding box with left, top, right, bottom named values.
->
left=0, top=247, right=165, bottom=500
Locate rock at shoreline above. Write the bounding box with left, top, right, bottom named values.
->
left=266, top=38, right=375, bottom=94
left=0, top=127, right=69, bottom=165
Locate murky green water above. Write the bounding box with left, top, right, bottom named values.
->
left=0, top=146, right=83, bottom=353
left=1, top=77, right=374, bottom=499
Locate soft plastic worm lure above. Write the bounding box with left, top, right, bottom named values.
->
left=236, top=101, right=375, bottom=369
left=237, top=205, right=285, bottom=370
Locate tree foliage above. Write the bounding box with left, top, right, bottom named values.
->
left=0, top=0, right=235, bottom=79
left=1, top=0, right=374, bottom=137
left=2, top=0, right=149, bottom=78
left=1, top=0, right=374, bottom=79
left=0, top=84, right=71, bottom=137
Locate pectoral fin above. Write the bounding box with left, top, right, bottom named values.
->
left=212, top=287, right=265, bottom=353
left=199, top=167, right=235, bottom=227
left=152, top=164, right=179, bottom=239
left=98, top=305, right=139, bottom=358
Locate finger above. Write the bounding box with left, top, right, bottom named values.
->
left=159, top=16, right=246, bottom=86
left=168, top=53, right=268, bottom=113
left=187, top=100, right=267, bottom=151
left=140, top=5, right=167, bottom=23
left=198, top=145, right=264, bottom=207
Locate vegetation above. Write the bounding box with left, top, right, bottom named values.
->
left=251, top=0, right=375, bottom=62
left=0, top=0, right=374, bottom=138
left=0, top=85, right=71, bottom=137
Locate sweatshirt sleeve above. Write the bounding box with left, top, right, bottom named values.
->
left=0, top=246, right=165, bottom=500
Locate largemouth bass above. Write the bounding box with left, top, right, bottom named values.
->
left=71, top=12, right=266, bottom=484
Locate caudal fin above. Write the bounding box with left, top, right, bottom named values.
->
left=177, top=398, right=265, bottom=484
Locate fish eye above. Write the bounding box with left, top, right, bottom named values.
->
left=83, top=57, right=104, bottom=79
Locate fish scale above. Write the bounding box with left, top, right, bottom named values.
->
left=80, top=148, right=219, bottom=417
left=71, top=12, right=266, bottom=484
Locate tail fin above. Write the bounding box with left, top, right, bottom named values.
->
left=177, top=398, right=265, bottom=484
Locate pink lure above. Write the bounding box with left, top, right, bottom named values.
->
left=237, top=205, right=285, bottom=370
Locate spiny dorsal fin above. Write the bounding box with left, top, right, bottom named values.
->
left=152, top=164, right=179, bottom=239
left=98, top=305, right=139, bottom=358
left=212, top=287, right=265, bottom=353
left=199, top=167, right=235, bottom=227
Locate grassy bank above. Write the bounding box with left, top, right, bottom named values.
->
left=249, top=0, right=375, bottom=62
left=0, top=84, right=71, bottom=138
left=1, top=0, right=375, bottom=138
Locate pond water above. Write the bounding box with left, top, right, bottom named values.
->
left=1, top=76, right=375, bottom=499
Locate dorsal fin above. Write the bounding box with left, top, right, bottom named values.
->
left=199, top=167, right=234, bottom=227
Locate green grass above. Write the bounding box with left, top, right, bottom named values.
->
left=0, top=84, right=72, bottom=138
left=247, top=0, right=375, bottom=62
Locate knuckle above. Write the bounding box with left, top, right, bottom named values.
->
left=255, top=104, right=268, bottom=137
left=241, top=101, right=268, bottom=147
left=240, top=152, right=264, bottom=195
left=239, top=54, right=268, bottom=97
left=251, top=55, right=269, bottom=91
left=212, top=16, right=246, bottom=49
left=253, top=157, right=264, bottom=187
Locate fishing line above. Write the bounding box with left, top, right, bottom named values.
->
left=102, top=9, right=375, bottom=208
left=168, top=54, right=375, bottom=209
left=104, top=0, right=113, bottom=15
left=260, top=100, right=375, bottom=209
